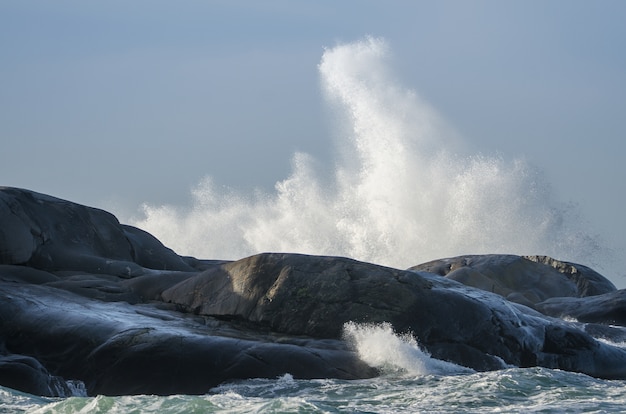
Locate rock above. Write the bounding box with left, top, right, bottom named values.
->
left=0, top=281, right=375, bottom=396
left=0, top=264, right=59, bottom=285
left=161, top=252, right=626, bottom=378
left=0, top=187, right=133, bottom=273
left=0, top=187, right=190, bottom=276
left=122, top=225, right=195, bottom=272
left=536, top=289, right=626, bottom=326
left=161, top=253, right=428, bottom=338
left=2, top=186, right=626, bottom=397
left=524, top=255, right=617, bottom=297
left=0, top=352, right=77, bottom=397
left=410, top=254, right=616, bottom=308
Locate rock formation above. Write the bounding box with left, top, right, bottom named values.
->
left=1, top=187, right=626, bottom=397
left=410, top=254, right=616, bottom=308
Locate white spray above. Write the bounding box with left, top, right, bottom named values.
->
left=342, top=322, right=471, bottom=375
left=133, top=37, right=603, bottom=269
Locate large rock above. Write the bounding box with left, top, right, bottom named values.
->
left=410, top=254, right=616, bottom=308
left=161, top=253, right=428, bottom=338
left=0, top=281, right=376, bottom=396
left=0, top=187, right=193, bottom=275
left=0, top=351, right=80, bottom=397
left=1, top=187, right=626, bottom=397
left=536, top=289, right=626, bottom=326
left=161, top=252, right=626, bottom=378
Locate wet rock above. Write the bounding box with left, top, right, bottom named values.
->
left=1, top=187, right=626, bottom=397
left=410, top=254, right=616, bottom=308
left=161, top=252, right=626, bottom=378
left=536, top=289, right=626, bottom=326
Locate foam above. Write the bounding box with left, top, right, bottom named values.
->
left=132, top=36, right=604, bottom=270
left=342, top=321, right=471, bottom=376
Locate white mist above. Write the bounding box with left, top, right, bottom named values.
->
left=132, top=37, right=604, bottom=270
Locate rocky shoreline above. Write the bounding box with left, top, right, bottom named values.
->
left=1, top=187, right=625, bottom=396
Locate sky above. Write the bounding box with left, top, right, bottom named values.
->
left=2, top=1, right=625, bottom=286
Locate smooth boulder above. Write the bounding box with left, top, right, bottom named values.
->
left=0, top=281, right=376, bottom=396
left=2, top=186, right=626, bottom=397
left=0, top=187, right=192, bottom=275
left=410, top=254, right=616, bottom=308
left=160, top=252, right=626, bottom=378
left=536, top=290, right=626, bottom=326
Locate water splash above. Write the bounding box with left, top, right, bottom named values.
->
left=342, top=321, right=470, bottom=376
left=132, top=36, right=603, bottom=269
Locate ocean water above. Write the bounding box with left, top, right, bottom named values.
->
left=3, top=322, right=626, bottom=413
left=3, top=370, right=626, bottom=414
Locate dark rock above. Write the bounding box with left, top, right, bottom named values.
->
left=122, top=225, right=194, bottom=272
left=0, top=264, right=59, bottom=284
left=161, top=253, right=427, bottom=338
left=536, top=289, right=626, bottom=326
left=0, top=352, right=77, bottom=397
left=581, top=323, right=626, bottom=343
left=524, top=255, right=617, bottom=297
left=161, top=252, right=626, bottom=378
left=1, top=187, right=626, bottom=397
left=122, top=271, right=198, bottom=302
left=0, top=187, right=189, bottom=275
left=0, top=282, right=376, bottom=396
left=0, top=187, right=134, bottom=274
left=410, top=254, right=616, bottom=308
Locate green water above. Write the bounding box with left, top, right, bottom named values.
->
left=3, top=368, right=626, bottom=414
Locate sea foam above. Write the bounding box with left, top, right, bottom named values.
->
left=132, top=36, right=603, bottom=270
left=342, top=321, right=471, bottom=376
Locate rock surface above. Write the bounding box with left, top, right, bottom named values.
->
left=410, top=254, right=616, bottom=308
left=536, top=289, right=626, bottom=326
left=1, top=187, right=626, bottom=397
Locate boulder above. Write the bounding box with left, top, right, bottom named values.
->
left=536, top=289, right=626, bottom=326
left=161, top=252, right=626, bottom=378
left=2, top=186, right=626, bottom=397
left=0, top=281, right=376, bottom=396
left=122, top=225, right=195, bottom=272
left=0, top=187, right=190, bottom=275
left=0, top=352, right=78, bottom=397
left=410, top=254, right=616, bottom=308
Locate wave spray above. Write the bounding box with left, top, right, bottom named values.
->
left=133, top=37, right=602, bottom=269
left=342, top=322, right=471, bottom=376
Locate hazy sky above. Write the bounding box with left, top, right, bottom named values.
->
left=2, top=1, right=625, bottom=284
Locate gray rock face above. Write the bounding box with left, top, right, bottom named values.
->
left=524, top=255, right=617, bottom=297
left=0, top=282, right=375, bottom=396
left=410, top=254, right=616, bottom=308
left=160, top=252, right=626, bottom=378
left=1, top=187, right=626, bottom=397
left=0, top=352, right=78, bottom=397
left=0, top=187, right=192, bottom=275
left=536, top=290, right=626, bottom=326
left=161, top=253, right=430, bottom=338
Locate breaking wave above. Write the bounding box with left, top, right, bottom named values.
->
left=132, top=36, right=603, bottom=269
left=342, top=322, right=471, bottom=376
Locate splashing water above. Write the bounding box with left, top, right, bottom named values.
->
left=133, top=36, right=603, bottom=269
left=342, top=322, right=471, bottom=376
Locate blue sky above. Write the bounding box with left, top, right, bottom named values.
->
left=2, top=1, right=625, bottom=285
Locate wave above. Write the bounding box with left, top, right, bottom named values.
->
left=342, top=321, right=471, bottom=376
left=132, top=36, right=604, bottom=270
left=10, top=369, right=626, bottom=413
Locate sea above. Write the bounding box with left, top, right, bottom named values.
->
left=5, top=37, right=624, bottom=413
left=4, top=361, right=626, bottom=413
